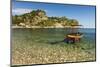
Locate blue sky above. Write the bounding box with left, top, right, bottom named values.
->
left=12, top=0, right=96, bottom=28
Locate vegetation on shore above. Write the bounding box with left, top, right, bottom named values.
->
left=12, top=9, right=79, bottom=28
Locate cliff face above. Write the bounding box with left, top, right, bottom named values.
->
left=12, top=9, right=79, bottom=28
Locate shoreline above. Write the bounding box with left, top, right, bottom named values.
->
left=12, top=26, right=95, bottom=29
left=12, top=26, right=71, bottom=28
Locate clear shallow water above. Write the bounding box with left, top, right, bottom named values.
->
left=12, top=28, right=96, bottom=52
left=12, top=28, right=96, bottom=44
left=12, top=28, right=96, bottom=65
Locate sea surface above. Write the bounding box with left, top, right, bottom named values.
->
left=12, top=28, right=96, bottom=44
left=12, top=28, right=96, bottom=65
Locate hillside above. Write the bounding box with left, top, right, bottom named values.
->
left=12, top=9, right=79, bottom=28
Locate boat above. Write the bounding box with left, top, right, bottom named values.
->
left=67, top=32, right=83, bottom=38
left=65, top=25, right=84, bottom=43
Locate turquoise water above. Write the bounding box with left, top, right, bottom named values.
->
left=12, top=28, right=96, bottom=44
left=12, top=28, right=96, bottom=65
left=12, top=28, right=96, bottom=52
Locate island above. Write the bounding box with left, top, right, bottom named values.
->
left=12, top=9, right=79, bottom=28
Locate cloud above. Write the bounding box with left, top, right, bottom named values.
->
left=12, top=8, right=33, bottom=15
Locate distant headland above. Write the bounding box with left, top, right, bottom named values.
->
left=12, top=9, right=79, bottom=28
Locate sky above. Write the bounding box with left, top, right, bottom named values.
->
left=12, top=0, right=96, bottom=28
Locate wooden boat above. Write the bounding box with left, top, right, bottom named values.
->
left=67, top=35, right=83, bottom=38
left=65, top=32, right=83, bottom=43
left=67, top=33, right=83, bottom=38
left=64, top=24, right=84, bottom=43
